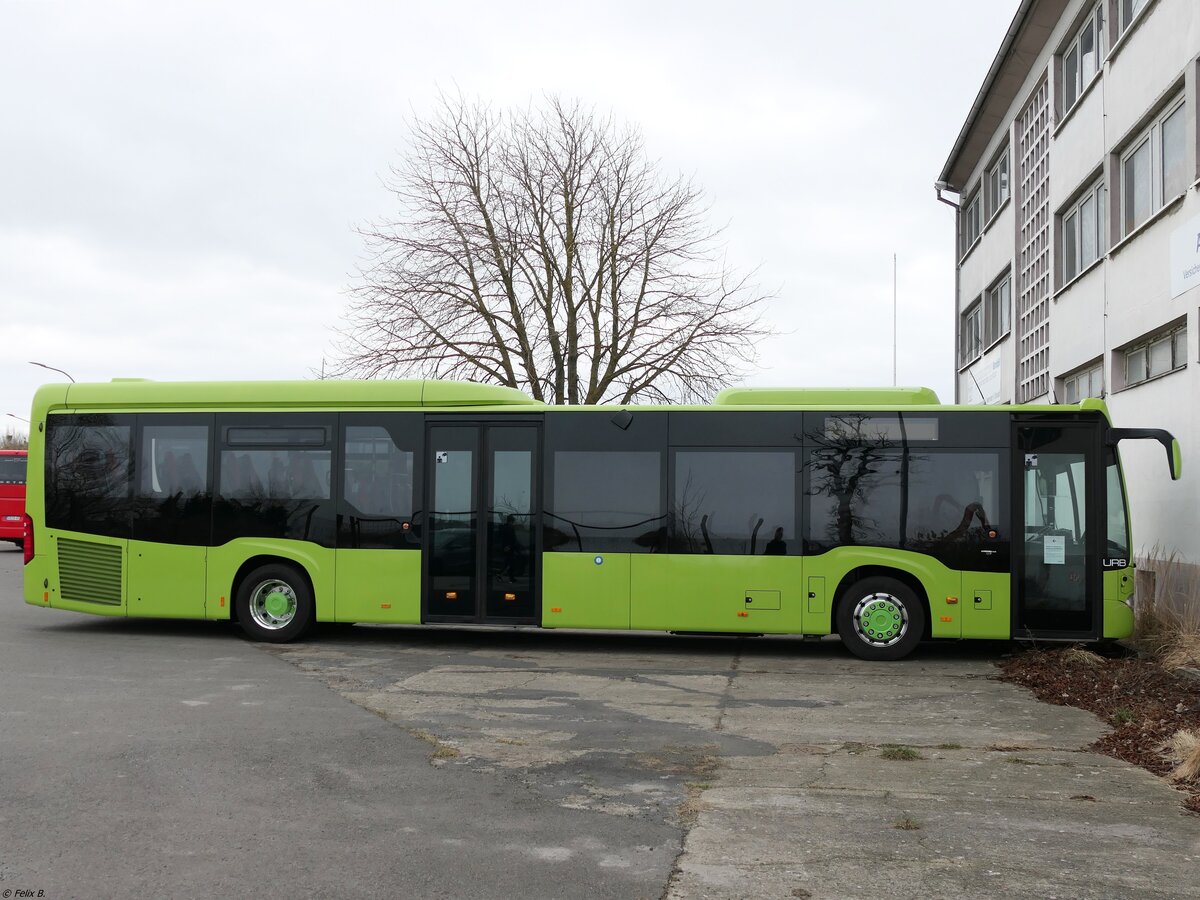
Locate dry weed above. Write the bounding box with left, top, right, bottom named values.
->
left=1160, top=729, right=1200, bottom=783
left=1133, top=548, right=1200, bottom=670
left=1062, top=646, right=1105, bottom=667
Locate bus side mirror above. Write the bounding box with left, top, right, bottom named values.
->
left=1106, top=428, right=1182, bottom=481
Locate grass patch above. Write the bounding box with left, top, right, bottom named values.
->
left=678, top=781, right=711, bottom=827
left=879, top=744, right=922, bottom=761
left=1112, top=706, right=1135, bottom=725
left=408, top=728, right=461, bottom=762
left=937, top=742, right=964, bottom=750
left=893, top=816, right=921, bottom=830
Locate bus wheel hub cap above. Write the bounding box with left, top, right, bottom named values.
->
left=250, top=580, right=297, bottom=629
left=265, top=591, right=290, bottom=618
left=855, top=594, right=906, bottom=645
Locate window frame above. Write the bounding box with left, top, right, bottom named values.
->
left=1119, top=95, right=1187, bottom=239
left=959, top=188, right=982, bottom=259
left=1061, top=5, right=1103, bottom=114
left=959, top=299, right=983, bottom=368
left=1121, top=323, right=1187, bottom=388
left=1060, top=178, right=1106, bottom=285
left=1116, top=0, right=1150, bottom=39
left=983, top=272, right=1011, bottom=349
left=1061, top=361, right=1104, bottom=403
left=984, top=148, right=1010, bottom=222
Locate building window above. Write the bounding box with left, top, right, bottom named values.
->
left=1123, top=324, right=1187, bottom=387
left=983, top=274, right=1011, bottom=347
left=1062, top=180, right=1106, bottom=283
left=1063, top=6, right=1103, bottom=112
left=1121, top=97, right=1186, bottom=237
left=1117, top=0, right=1149, bottom=38
left=985, top=150, right=1009, bottom=220
left=1062, top=361, right=1104, bottom=403
left=960, top=301, right=982, bottom=367
left=959, top=189, right=981, bottom=258
left=1161, top=102, right=1189, bottom=202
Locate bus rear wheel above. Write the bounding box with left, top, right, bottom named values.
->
left=836, top=576, right=925, bottom=661
left=235, top=563, right=314, bottom=644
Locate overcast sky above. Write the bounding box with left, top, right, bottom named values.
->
left=1, top=0, right=1020, bottom=430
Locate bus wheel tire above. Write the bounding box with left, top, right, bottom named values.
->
left=235, top=563, right=314, bottom=644
left=836, top=577, right=925, bottom=662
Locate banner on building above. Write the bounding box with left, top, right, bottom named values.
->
left=1170, top=212, right=1200, bottom=300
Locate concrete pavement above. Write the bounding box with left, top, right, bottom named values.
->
left=3, top=543, right=1199, bottom=898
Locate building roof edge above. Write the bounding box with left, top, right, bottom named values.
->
left=937, top=0, right=1038, bottom=187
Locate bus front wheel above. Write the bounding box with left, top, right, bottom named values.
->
left=836, top=577, right=925, bottom=661
left=235, top=563, right=314, bottom=644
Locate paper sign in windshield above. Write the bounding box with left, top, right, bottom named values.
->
left=1044, top=534, right=1065, bottom=565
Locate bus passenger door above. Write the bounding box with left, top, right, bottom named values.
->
left=1013, top=423, right=1100, bottom=639
left=424, top=422, right=540, bottom=625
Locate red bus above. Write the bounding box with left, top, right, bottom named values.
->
left=1, top=449, right=28, bottom=548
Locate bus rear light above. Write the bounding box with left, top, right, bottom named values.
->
left=22, top=514, right=34, bottom=565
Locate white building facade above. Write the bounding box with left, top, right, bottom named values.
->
left=939, top=0, right=1200, bottom=564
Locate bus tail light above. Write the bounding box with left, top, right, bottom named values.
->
left=22, top=514, right=34, bottom=565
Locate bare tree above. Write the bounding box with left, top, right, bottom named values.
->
left=331, top=94, right=773, bottom=404
left=2, top=431, right=28, bottom=450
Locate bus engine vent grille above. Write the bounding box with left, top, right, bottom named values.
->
left=58, top=538, right=123, bottom=606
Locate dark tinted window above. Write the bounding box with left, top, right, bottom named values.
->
left=226, top=427, right=327, bottom=446
left=213, top=415, right=336, bottom=548
left=668, top=411, right=802, bottom=447
left=544, top=410, right=666, bottom=552
left=802, top=410, right=1009, bottom=448
left=1105, top=448, right=1129, bottom=561
left=672, top=450, right=796, bottom=555
left=807, top=447, right=1007, bottom=570
left=45, top=415, right=134, bottom=538
left=548, top=451, right=663, bottom=552
left=340, top=417, right=421, bottom=549
left=132, top=419, right=212, bottom=545
left=0, top=456, right=26, bottom=484
left=823, top=416, right=938, bottom=442
left=219, top=450, right=331, bottom=499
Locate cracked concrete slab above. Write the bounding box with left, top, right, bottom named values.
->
left=264, top=626, right=1200, bottom=899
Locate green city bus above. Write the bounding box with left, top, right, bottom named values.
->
left=20, top=378, right=1181, bottom=660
